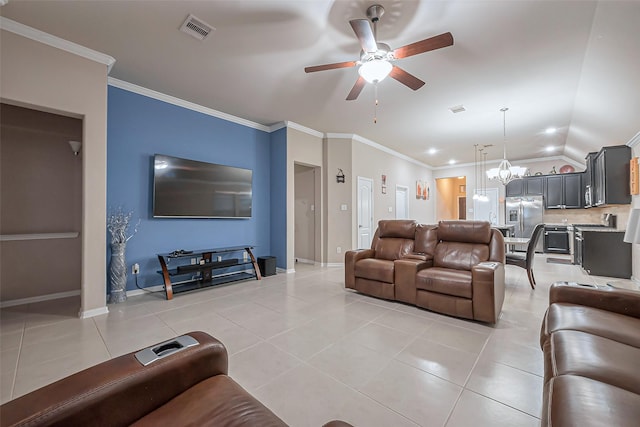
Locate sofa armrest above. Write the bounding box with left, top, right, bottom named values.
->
left=395, top=258, right=432, bottom=304
left=471, top=262, right=505, bottom=323
left=0, top=331, right=227, bottom=427
left=549, top=282, right=640, bottom=319
left=344, top=249, right=375, bottom=289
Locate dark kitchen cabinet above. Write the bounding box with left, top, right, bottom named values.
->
left=593, top=145, right=631, bottom=206
left=579, top=230, right=631, bottom=278
left=505, top=176, right=544, bottom=197
left=544, top=173, right=582, bottom=209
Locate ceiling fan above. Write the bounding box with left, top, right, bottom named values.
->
left=304, top=4, right=454, bottom=101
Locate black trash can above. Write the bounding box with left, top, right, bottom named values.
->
left=257, top=256, right=276, bottom=277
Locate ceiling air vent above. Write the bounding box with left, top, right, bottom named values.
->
left=180, top=14, right=215, bottom=41
left=449, top=105, right=466, bottom=114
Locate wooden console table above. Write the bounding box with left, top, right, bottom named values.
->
left=157, top=246, right=261, bottom=300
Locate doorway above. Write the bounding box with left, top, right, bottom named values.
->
left=396, top=185, right=409, bottom=219
left=435, top=176, right=467, bottom=220
left=473, top=187, right=499, bottom=224
left=294, top=164, right=318, bottom=264
left=357, top=176, right=374, bottom=249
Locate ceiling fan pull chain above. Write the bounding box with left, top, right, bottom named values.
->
left=373, top=82, right=379, bottom=123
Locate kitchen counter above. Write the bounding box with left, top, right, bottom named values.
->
left=573, top=226, right=621, bottom=232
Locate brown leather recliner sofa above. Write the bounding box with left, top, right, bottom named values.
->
left=0, top=332, right=352, bottom=427
left=345, top=220, right=506, bottom=323
left=540, top=282, right=640, bottom=427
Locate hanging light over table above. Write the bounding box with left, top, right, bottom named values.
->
left=486, top=108, right=527, bottom=185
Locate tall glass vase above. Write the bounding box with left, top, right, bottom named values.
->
left=109, top=242, right=127, bottom=304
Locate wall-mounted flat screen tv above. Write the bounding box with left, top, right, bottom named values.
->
left=153, top=154, right=252, bottom=218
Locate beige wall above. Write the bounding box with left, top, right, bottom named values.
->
left=1, top=30, right=109, bottom=316
left=631, top=145, right=640, bottom=282
left=0, top=105, right=82, bottom=301
left=323, top=137, right=352, bottom=263
left=435, top=177, right=466, bottom=220
left=286, top=127, right=323, bottom=270
left=294, top=164, right=316, bottom=263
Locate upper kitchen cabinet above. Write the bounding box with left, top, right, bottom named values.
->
left=545, top=173, right=583, bottom=209
left=505, top=176, right=544, bottom=197
left=593, top=145, right=631, bottom=206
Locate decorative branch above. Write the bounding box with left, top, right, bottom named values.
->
left=107, top=207, right=139, bottom=244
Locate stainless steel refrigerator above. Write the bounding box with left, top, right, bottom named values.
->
left=505, top=196, right=544, bottom=252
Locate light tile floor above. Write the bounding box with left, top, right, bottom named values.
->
left=0, top=254, right=635, bottom=426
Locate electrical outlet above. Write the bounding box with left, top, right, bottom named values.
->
left=132, top=263, right=140, bottom=275
left=336, top=246, right=342, bottom=254
left=191, top=258, right=197, bottom=265
left=217, top=256, right=222, bottom=262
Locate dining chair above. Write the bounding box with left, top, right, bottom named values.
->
left=506, top=223, right=545, bottom=289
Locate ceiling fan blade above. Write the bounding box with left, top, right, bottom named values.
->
left=305, top=61, right=357, bottom=73
left=390, top=66, right=425, bottom=91
left=349, top=19, right=378, bottom=53
left=393, top=32, right=454, bottom=59
left=346, top=76, right=366, bottom=101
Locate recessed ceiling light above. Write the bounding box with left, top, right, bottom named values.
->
left=458, top=176, right=465, bottom=179
left=545, top=127, right=557, bottom=134
left=449, top=159, right=456, bottom=165
left=545, top=146, right=555, bottom=152
left=427, top=148, right=437, bottom=155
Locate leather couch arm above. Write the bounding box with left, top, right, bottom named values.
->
left=344, top=249, right=375, bottom=289
left=395, top=258, right=432, bottom=304
left=0, top=331, right=227, bottom=427
left=549, top=282, right=640, bottom=319
left=471, top=262, right=505, bottom=323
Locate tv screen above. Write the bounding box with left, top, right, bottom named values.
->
left=153, top=154, right=252, bottom=218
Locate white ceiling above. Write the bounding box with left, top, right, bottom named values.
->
left=2, top=0, right=639, bottom=167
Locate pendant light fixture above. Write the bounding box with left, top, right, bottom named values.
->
left=487, top=108, right=527, bottom=185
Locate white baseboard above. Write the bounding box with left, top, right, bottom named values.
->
left=276, top=267, right=295, bottom=274
left=79, top=306, right=109, bottom=318
left=322, top=263, right=344, bottom=268
left=295, top=258, right=316, bottom=265
left=126, top=285, right=164, bottom=297
left=0, top=290, right=81, bottom=308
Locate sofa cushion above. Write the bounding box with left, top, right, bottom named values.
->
left=541, top=303, right=640, bottom=348
left=416, top=267, right=472, bottom=298
left=355, top=258, right=394, bottom=283
left=131, top=375, right=287, bottom=427
left=378, top=219, right=416, bottom=239
left=547, top=330, right=640, bottom=395
left=373, top=238, right=414, bottom=261
left=433, top=242, right=489, bottom=271
left=437, top=220, right=491, bottom=244
left=542, top=375, right=640, bottom=427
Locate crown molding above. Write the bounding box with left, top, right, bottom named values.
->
left=626, top=131, right=640, bottom=148
left=108, top=77, right=271, bottom=132
left=325, top=133, right=432, bottom=169
left=284, top=121, right=324, bottom=138
left=432, top=155, right=584, bottom=171
left=0, top=17, right=116, bottom=72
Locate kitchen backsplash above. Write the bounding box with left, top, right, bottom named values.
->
left=543, top=205, right=631, bottom=229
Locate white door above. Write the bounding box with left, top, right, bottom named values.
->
left=473, top=187, right=499, bottom=224
left=395, top=185, right=409, bottom=219
left=357, top=177, right=374, bottom=249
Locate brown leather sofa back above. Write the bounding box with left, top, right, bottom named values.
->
left=434, top=221, right=492, bottom=270
left=371, top=220, right=416, bottom=260
left=414, top=224, right=438, bottom=256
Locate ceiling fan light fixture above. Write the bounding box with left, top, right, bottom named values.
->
left=358, top=59, right=392, bottom=83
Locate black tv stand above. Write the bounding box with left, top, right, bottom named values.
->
left=157, top=246, right=262, bottom=300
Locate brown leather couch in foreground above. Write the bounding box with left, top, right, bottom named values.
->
left=540, top=282, right=640, bottom=426
left=345, top=220, right=506, bottom=323
left=0, top=332, right=352, bottom=427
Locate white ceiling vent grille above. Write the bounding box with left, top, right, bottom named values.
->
left=449, top=105, right=466, bottom=114
left=180, top=14, right=214, bottom=41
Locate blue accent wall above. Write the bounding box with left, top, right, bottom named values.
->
left=269, top=128, right=287, bottom=269
left=107, top=86, right=272, bottom=291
